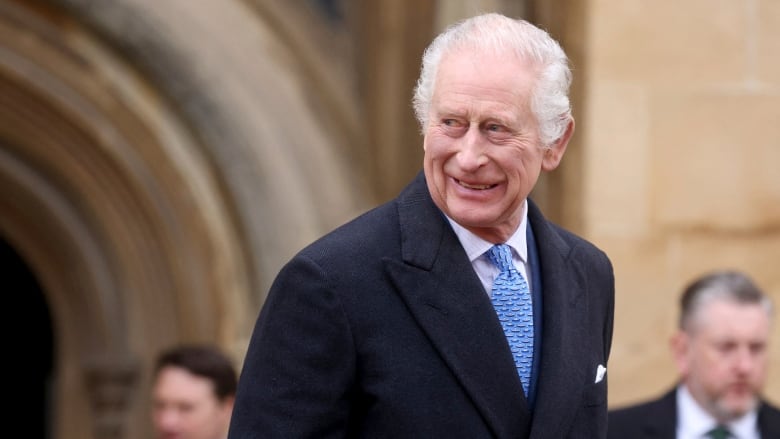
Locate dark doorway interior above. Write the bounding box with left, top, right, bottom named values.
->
left=1, top=237, right=54, bottom=439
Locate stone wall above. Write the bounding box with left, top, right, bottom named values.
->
left=583, top=0, right=780, bottom=407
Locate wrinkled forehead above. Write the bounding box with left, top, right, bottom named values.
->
left=441, top=44, right=540, bottom=70
left=434, top=47, right=541, bottom=95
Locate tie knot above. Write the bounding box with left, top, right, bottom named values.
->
left=487, top=244, right=515, bottom=273
left=706, top=425, right=731, bottom=439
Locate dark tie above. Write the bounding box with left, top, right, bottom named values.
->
left=706, top=425, right=732, bottom=439
left=487, top=244, right=533, bottom=394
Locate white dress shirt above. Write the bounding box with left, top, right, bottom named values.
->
left=445, top=200, right=531, bottom=297
left=676, top=384, right=759, bottom=439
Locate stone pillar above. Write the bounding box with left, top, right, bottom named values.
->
left=350, top=0, right=436, bottom=201
left=83, top=355, right=138, bottom=439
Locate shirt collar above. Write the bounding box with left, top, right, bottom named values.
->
left=730, top=409, right=758, bottom=439
left=445, top=199, right=528, bottom=264
left=677, top=384, right=759, bottom=438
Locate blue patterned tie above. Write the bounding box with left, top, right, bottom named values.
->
left=487, top=244, right=533, bottom=394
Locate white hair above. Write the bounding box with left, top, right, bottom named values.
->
left=412, top=13, right=572, bottom=147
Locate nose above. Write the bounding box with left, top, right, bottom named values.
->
left=155, top=407, right=181, bottom=431
left=456, top=125, right=488, bottom=171
left=733, top=347, right=757, bottom=374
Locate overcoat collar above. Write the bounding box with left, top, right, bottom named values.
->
left=526, top=201, right=591, bottom=438
left=384, top=173, right=591, bottom=438
left=638, top=389, right=678, bottom=437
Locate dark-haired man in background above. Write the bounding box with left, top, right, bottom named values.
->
left=152, top=344, right=237, bottom=439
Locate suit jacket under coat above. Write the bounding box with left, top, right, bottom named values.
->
left=228, top=172, right=615, bottom=438
left=607, top=387, right=780, bottom=439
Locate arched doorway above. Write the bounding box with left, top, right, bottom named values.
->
left=2, top=238, right=54, bottom=439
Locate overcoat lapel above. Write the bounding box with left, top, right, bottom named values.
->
left=383, top=174, right=530, bottom=439
left=526, top=201, right=590, bottom=438
left=628, top=388, right=677, bottom=438
left=757, top=401, right=780, bottom=439
left=646, top=389, right=678, bottom=438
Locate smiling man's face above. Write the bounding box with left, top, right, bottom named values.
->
left=422, top=48, right=568, bottom=243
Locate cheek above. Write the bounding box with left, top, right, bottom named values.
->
left=698, top=351, right=729, bottom=378
left=526, top=149, right=548, bottom=170
left=503, top=154, right=539, bottom=182
left=424, top=134, right=447, bottom=156
left=751, top=354, right=769, bottom=376
left=682, top=347, right=712, bottom=376
left=424, top=140, right=458, bottom=173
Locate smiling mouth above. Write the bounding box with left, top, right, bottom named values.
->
left=456, top=179, right=497, bottom=190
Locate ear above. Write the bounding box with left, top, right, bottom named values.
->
left=219, top=395, right=236, bottom=424
left=541, top=118, right=574, bottom=172
left=223, top=395, right=235, bottom=411
left=670, top=331, right=691, bottom=376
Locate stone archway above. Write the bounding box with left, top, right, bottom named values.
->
left=0, top=1, right=251, bottom=436
left=0, top=0, right=589, bottom=437
left=0, top=0, right=370, bottom=437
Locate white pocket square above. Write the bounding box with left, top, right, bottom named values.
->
left=595, top=364, right=607, bottom=383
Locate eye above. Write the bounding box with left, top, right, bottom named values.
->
left=482, top=122, right=513, bottom=141
left=715, top=341, right=737, bottom=355
left=439, top=118, right=467, bottom=136
left=749, top=342, right=766, bottom=355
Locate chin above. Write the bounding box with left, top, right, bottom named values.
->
left=716, top=395, right=759, bottom=420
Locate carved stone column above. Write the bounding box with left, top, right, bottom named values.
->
left=349, top=0, right=436, bottom=201
left=83, top=355, right=139, bottom=439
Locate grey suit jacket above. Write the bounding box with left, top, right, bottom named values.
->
left=607, top=387, right=780, bottom=438
left=229, top=172, right=615, bottom=438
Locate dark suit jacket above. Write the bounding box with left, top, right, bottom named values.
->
left=607, top=387, right=780, bottom=438
left=229, top=172, right=615, bottom=438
